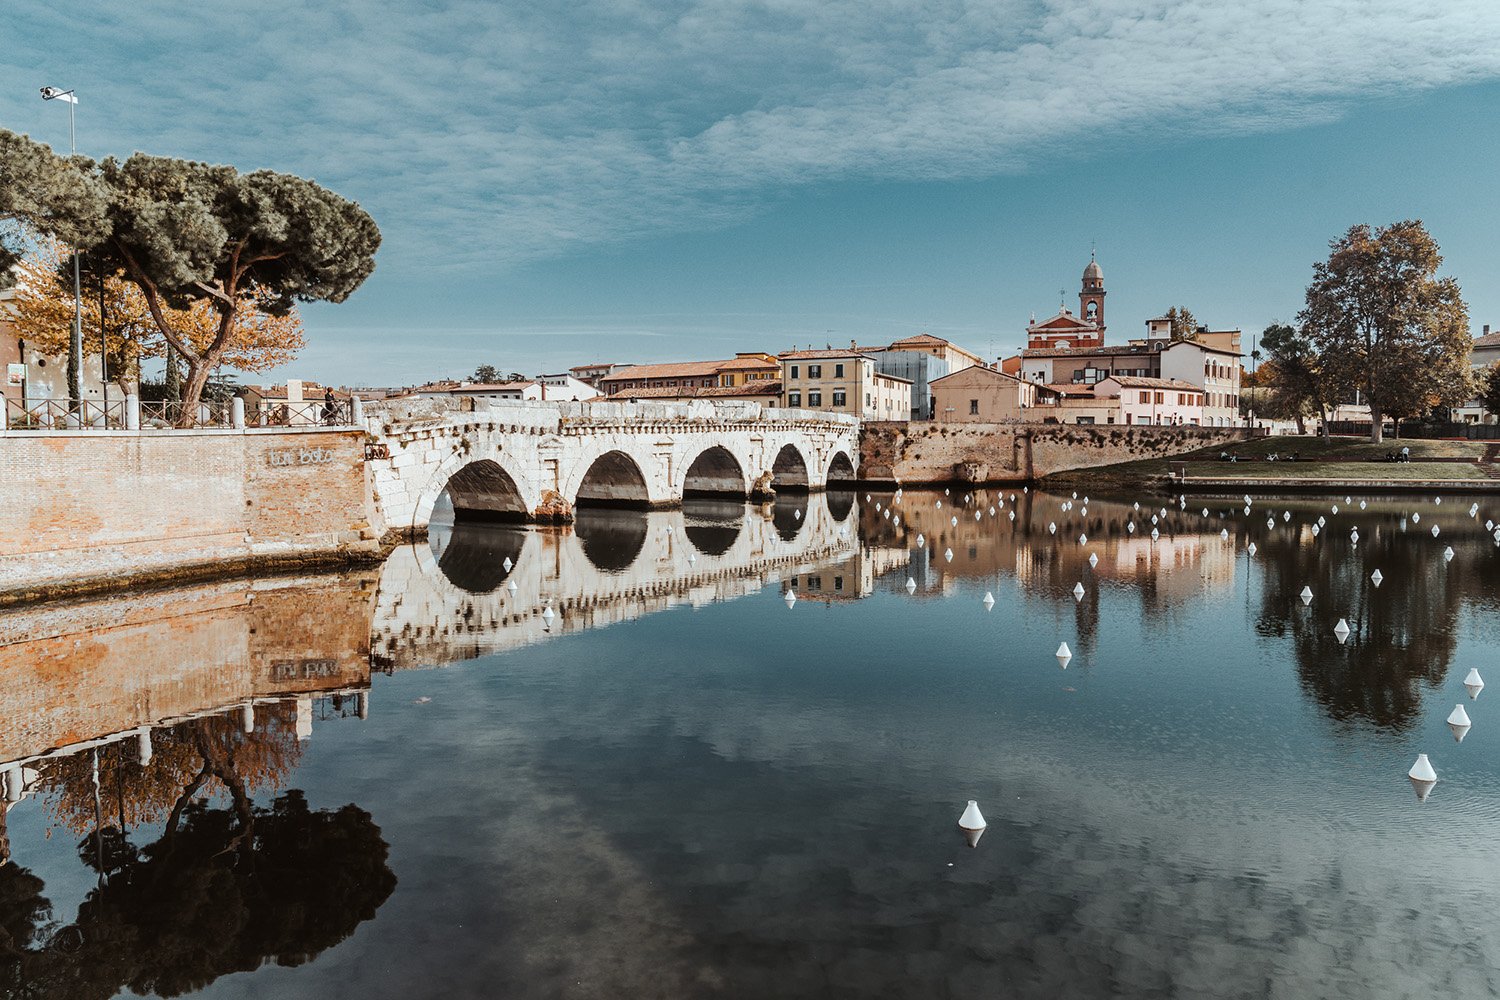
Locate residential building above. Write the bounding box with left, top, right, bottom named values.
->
left=1014, top=338, right=1241, bottom=426
left=929, top=364, right=1057, bottom=422
left=533, top=373, right=605, bottom=400
left=597, top=353, right=779, bottom=396
left=569, top=362, right=628, bottom=389
left=1139, top=317, right=1241, bottom=356
left=854, top=333, right=985, bottom=419
left=1159, top=341, right=1240, bottom=426
left=779, top=349, right=910, bottom=421
left=1, top=286, right=121, bottom=419
left=414, top=380, right=540, bottom=401
left=1094, top=376, right=1206, bottom=426
left=1454, top=325, right=1500, bottom=423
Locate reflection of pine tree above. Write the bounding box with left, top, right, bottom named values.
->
left=0, top=792, right=396, bottom=999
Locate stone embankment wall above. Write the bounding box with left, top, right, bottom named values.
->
left=858, top=421, right=1253, bottom=484
left=0, top=430, right=380, bottom=603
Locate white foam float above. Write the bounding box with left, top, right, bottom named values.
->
left=1056, top=642, right=1072, bottom=668
left=1073, top=582, right=1085, bottom=601
left=1300, top=586, right=1313, bottom=605
left=1370, top=569, right=1383, bottom=587
left=1464, top=668, right=1484, bottom=699
left=906, top=577, right=917, bottom=594
left=1334, top=618, right=1351, bottom=642
left=983, top=591, right=995, bottom=610
left=1447, top=704, right=1472, bottom=743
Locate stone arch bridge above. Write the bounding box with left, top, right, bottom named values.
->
left=364, top=397, right=860, bottom=531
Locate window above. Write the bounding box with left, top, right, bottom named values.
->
left=1140, top=391, right=1150, bottom=403
left=808, top=364, right=822, bottom=378
left=1077, top=415, right=1095, bottom=424
left=834, top=363, right=844, bottom=377
left=788, top=390, right=801, bottom=406
left=1154, top=392, right=1165, bottom=404
left=832, top=390, right=846, bottom=407
left=969, top=399, right=979, bottom=415
left=865, top=393, right=872, bottom=408
left=790, top=365, right=799, bottom=379
left=808, top=390, right=822, bottom=406
left=833, top=576, right=844, bottom=592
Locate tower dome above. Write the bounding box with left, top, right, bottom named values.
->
left=1083, top=257, right=1102, bottom=284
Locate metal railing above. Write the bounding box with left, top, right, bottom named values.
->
left=137, top=399, right=235, bottom=429
left=3, top=397, right=128, bottom=430
left=243, top=399, right=353, bottom=428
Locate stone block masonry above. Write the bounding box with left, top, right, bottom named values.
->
left=0, top=429, right=380, bottom=603
left=858, top=421, right=1255, bottom=485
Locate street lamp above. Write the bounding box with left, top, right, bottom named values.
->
left=40, top=86, right=87, bottom=420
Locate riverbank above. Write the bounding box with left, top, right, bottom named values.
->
left=1045, top=435, right=1500, bottom=493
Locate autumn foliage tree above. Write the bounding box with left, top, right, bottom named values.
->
left=1300, top=220, right=1471, bottom=443
left=11, top=239, right=306, bottom=389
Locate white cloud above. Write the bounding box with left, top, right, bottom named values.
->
left=4, top=0, right=1500, bottom=273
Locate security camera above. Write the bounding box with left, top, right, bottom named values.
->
left=40, top=86, right=60, bottom=99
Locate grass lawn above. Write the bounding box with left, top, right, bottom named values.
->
left=1049, top=435, right=1495, bottom=489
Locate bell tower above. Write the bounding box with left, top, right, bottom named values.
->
left=1080, top=252, right=1105, bottom=338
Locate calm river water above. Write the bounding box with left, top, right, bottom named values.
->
left=3, top=487, right=1500, bottom=998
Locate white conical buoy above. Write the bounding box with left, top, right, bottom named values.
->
left=1127, top=522, right=1136, bottom=534
left=794, top=509, right=802, bottom=521
left=906, top=577, right=917, bottom=594
left=1300, top=586, right=1313, bottom=605
left=1431, top=524, right=1440, bottom=538
left=1267, top=518, right=1275, bottom=529
left=1311, top=525, right=1320, bottom=537
left=1220, top=528, right=1229, bottom=540
left=1447, top=704, right=1471, bottom=742
left=917, top=533, right=926, bottom=548
left=1370, top=569, right=1382, bottom=587
left=1435, top=496, right=1442, bottom=505
left=542, top=606, right=555, bottom=623
left=1049, top=522, right=1057, bottom=535
left=502, top=556, right=513, bottom=572
left=1134, top=501, right=1140, bottom=510
left=1088, top=552, right=1099, bottom=568
left=958, top=799, right=987, bottom=846
left=784, top=591, right=797, bottom=608
left=1151, top=515, right=1159, bottom=525
left=1409, top=753, right=1437, bottom=783
left=1009, top=511, right=1016, bottom=522
left=983, top=591, right=995, bottom=609
left=936, top=500, right=942, bottom=509
left=989, top=506, right=996, bottom=516
left=687, top=552, right=697, bottom=565
left=1464, top=668, right=1484, bottom=699
left=1412, top=512, right=1420, bottom=523
left=1283, top=511, right=1291, bottom=522
left=1247, top=542, right=1257, bottom=555
left=944, top=547, right=954, bottom=562
left=945, top=488, right=951, bottom=496
left=975, top=511, right=982, bottom=521
left=1331, top=505, right=1339, bottom=515
left=1073, top=582, right=1085, bottom=601
left=1350, top=529, right=1359, bottom=544
left=1080, top=506, right=1087, bottom=516
left=1078, top=533, right=1088, bottom=545
left=1056, top=642, right=1072, bottom=668
left=951, top=516, right=958, bottom=526
left=875, top=502, right=881, bottom=511
left=1334, top=618, right=1351, bottom=643
left=1150, top=527, right=1160, bottom=540
left=507, top=580, right=518, bottom=594
left=1360, top=500, right=1367, bottom=510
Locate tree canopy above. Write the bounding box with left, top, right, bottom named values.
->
left=1481, top=363, right=1500, bottom=420
left=1164, top=306, right=1198, bottom=342
left=0, top=129, right=107, bottom=278
left=1299, top=220, right=1470, bottom=442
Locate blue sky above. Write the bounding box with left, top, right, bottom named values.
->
left=4, top=1, right=1500, bottom=386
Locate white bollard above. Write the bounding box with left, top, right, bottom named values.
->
left=125, top=393, right=140, bottom=430
left=231, top=396, right=246, bottom=429
left=350, top=394, right=365, bottom=425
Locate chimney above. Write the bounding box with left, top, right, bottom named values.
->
left=851, top=339, right=857, bottom=350
left=1485, top=325, right=1491, bottom=337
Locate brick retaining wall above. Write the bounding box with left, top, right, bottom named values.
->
left=858, top=421, right=1254, bottom=484
left=0, top=430, right=380, bottom=602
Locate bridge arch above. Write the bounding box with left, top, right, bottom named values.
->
left=683, top=500, right=743, bottom=556
left=433, top=522, right=527, bottom=593
left=575, top=450, right=652, bottom=508
left=573, top=508, right=649, bottom=572
left=682, top=446, right=747, bottom=498
left=442, top=459, right=529, bottom=523
left=771, top=444, right=810, bottom=492
left=827, top=450, right=856, bottom=484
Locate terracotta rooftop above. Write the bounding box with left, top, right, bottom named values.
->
left=427, top=381, right=536, bottom=392
left=780, top=349, right=876, bottom=360
left=1021, top=343, right=1157, bottom=359
left=1100, top=375, right=1201, bottom=390
left=600, top=360, right=723, bottom=381
left=610, top=381, right=783, bottom=400
left=714, top=356, right=780, bottom=370
left=1474, top=332, right=1500, bottom=349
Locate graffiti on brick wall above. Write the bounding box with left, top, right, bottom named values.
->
left=267, top=446, right=339, bottom=467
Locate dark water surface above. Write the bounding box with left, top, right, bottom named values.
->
left=3, top=488, right=1500, bottom=998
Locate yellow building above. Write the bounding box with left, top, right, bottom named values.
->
left=779, top=350, right=910, bottom=421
